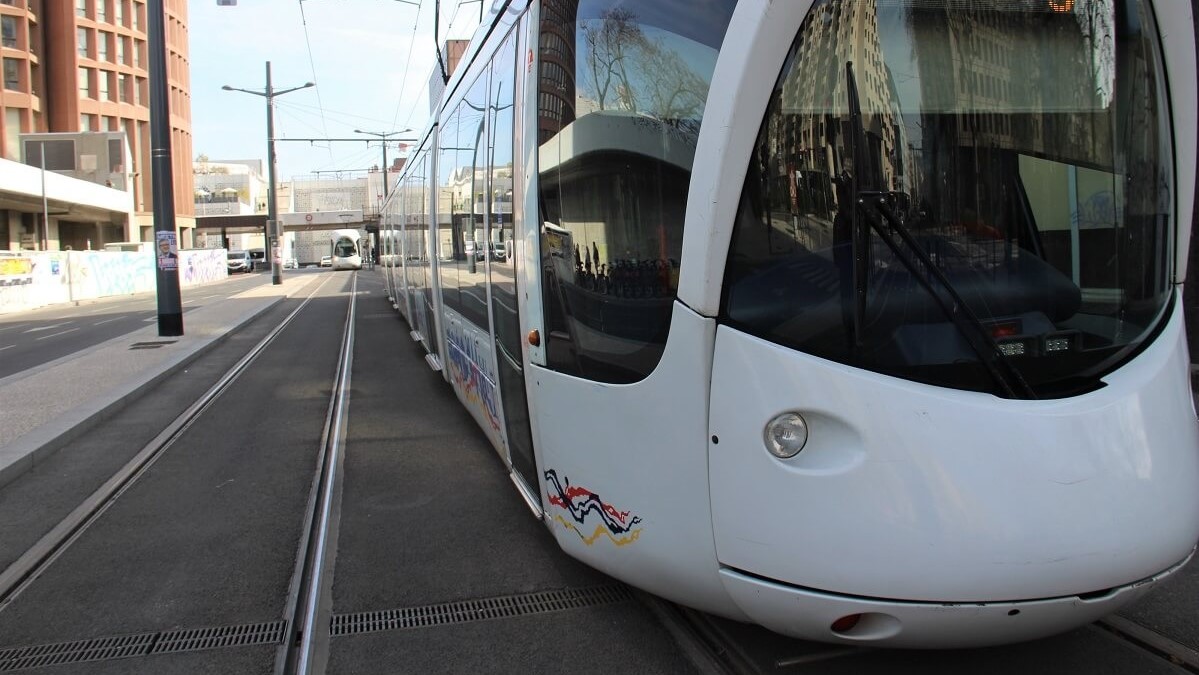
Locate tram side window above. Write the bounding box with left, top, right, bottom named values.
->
left=439, top=109, right=463, bottom=317
left=440, top=79, right=491, bottom=330
left=489, top=33, right=520, bottom=362
left=537, top=0, right=736, bottom=384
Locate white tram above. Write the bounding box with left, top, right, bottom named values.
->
left=330, top=229, right=363, bottom=270
left=379, top=0, right=1199, bottom=648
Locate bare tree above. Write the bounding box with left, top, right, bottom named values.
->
left=582, top=8, right=644, bottom=111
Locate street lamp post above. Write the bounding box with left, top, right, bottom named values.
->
left=353, top=128, right=412, bottom=199
left=355, top=128, right=412, bottom=267
left=223, top=63, right=314, bottom=285
left=148, top=0, right=182, bottom=335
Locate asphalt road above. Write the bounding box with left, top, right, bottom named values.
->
left=0, top=269, right=336, bottom=380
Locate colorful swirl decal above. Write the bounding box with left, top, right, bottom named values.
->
left=544, top=469, right=642, bottom=547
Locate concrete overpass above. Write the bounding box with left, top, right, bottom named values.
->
left=194, top=209, right=369, bottom=234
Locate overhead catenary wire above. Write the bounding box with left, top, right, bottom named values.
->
left=296, top=0, right=336, bottom=166
left=390, top=0, right=425, bottom=131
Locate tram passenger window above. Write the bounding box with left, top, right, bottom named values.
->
left=489, top=33, right=520, bottom=361
left=440, top=79, right=491, bottom=330
left=537, top=0, right=737, bottom=384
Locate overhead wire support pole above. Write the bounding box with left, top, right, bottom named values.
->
left=223, top=65, right=314, bottom=285
left=147, top=0, right=183, bottom=336
left=352, top=128, right=414, bottom=199
left=434, top=0, right=448, bottom=84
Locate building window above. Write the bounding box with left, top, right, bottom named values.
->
left=114, top=0, right=123, bottom=25
left=75, top=0, right=85, bottom=17
left=3, top=58, right=18, bottom=90
left=77, top=27, right=88, bottom=58
left=0, top=0, right=17, bottom=6
left=78, top=66, right=89, bottom=97
left=97, top=32, right=108, bottom=61
left=96, top=0, right=105, bottom=21
left=80, top=113, right=94, bottom=131
left=116, top=36, right=124, bottom=64
left=98, top=71, right=109, bottom=99
left=118, top=73, right=128, bottom=102
left=26, top=139, right=76, bottom=170
left=1, top=16, right=16, bottom=48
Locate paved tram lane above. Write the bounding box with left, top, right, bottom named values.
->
left=0, top=274, right=356, bottom=674
left=326, top=273, right=701, bottom=674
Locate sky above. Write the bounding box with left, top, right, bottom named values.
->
left=188, top=0, right=487, bottom=181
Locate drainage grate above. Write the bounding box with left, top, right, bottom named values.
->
left=0, top=633, right=155, bottom=672
left=330, top=584, right=633, bottom=637
left=151, top=621, right=287, bottom=655
left=0, top=621, right=286, bottom=672
left=129, top=341, right=177, bottom=350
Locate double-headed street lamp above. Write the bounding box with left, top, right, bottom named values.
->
left=354, top=128, right=413, bottom=268
left=353, top=128, right=413, bottom=199
left=223, top=62, right=314, bottom=285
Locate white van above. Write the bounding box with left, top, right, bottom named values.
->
left=226, top=250, right=252, bottom=274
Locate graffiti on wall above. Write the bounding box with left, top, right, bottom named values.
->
left=0, top=249, right=229, bottom=315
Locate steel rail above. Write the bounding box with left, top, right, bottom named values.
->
left=0, top=275, right=337, bottom=610
left=280, top=272, right=357, bottom=675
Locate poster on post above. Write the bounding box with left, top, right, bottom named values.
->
left=156, top=231, right=178, bottom=271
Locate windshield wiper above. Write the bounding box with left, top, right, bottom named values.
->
left=841, top=61, right=1034, bottom=400
left=859, top=195, right=1037, bottom=400
left=844, top=61, right=871, bottom=348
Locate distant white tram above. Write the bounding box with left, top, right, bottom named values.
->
left=330, top=229, right=362, bottom=270
left=378, top=0, right=1199, bottom=648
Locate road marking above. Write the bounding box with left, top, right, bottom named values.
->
left=0, top=324, right=25, bottom=333
left=36, top=328, right=79, bottom=341
left=93, top=316, right=126, bottom=326
left=0, top=344, right=13, bottom=351
left=24, top=322, right=72, bottom=333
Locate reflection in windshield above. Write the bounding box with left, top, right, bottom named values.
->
left=538, top=0, right=736, bottom=384
left=723, top=0, right=1173, bottom=398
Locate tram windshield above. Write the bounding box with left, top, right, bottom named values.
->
left=334, top=237, right=357, bottom=257
left=722, top=0, right=1173, bottom=398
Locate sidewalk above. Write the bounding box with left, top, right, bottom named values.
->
left=0, top=274, right=319, bottom=488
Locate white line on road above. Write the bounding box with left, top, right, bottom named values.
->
left=93, top=317, right=126, bottom=326
left=36, top=328, right=79, bottom=341
left=0, top=344, right=13, bottom=351
left=24, top=322, right=73, bottom=334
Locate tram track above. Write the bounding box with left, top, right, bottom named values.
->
left=278, top=273, right=357, bottom=675
left=0, top=273, right=340, bottom=612
left=0, top=273, right=352, bottom=673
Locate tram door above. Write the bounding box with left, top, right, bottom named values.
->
left=487, top=31, right=538, bottom=488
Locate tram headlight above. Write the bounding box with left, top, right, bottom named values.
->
left=764, top=412, right=809, bottom=459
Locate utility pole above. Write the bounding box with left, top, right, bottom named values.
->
left=147, top=0, right=182, bottom=336
left=223, top=63, right=314, bottom=285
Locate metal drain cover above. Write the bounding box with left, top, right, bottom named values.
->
left=331, top=584, right=633, bottom=637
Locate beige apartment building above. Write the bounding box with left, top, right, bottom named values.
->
left=0, top=0, right=194, bottom=249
